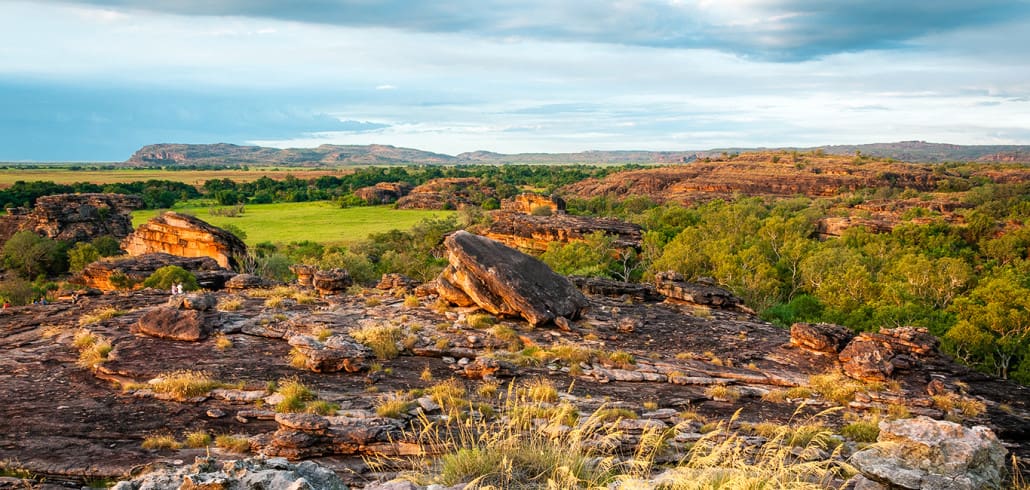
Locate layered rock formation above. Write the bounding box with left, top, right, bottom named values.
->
left=353, top=182, right=412, bottom=204
left=436, top=231, right=589, bottom=325
left=122, top=212, right=247, bottom=269
left=132, top=294, right=219, bottom=341
left=110, top=456, right=347, bottom=490
left=851, top=417, right=1007, bottom=490
left=485, top=211, right=642, bottom=252
left=0, top=193, right=142, bottom=244
left=74, top=253, right=235, bottom=291
left=500, top=193, right=566, bottom=214
left=838, top=327, right=943, bottom=382
left=395, top=177, right=493, bottom=210
left=654, top=271, right=743, bottom=309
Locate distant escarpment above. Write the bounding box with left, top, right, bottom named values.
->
left=560, top=151, right=1030, bottom=205
left=127, top=143, right=456, bottom=167
left=0, top=193, right=142, bottom=244
left=122, top=212, right=247, bottom=269
left=395, top=177, right=495, bottom=210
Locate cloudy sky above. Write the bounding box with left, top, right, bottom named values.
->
left=2, top=0, right=1030, bottom=161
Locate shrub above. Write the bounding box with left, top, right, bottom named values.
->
left=214, top=434, right=251, bottom=453
left=840, top=420, right=880, bottom=443
left=350, top=323, right=403, bottom=360
left=519, top=377, right=559, bottom=403
left=68, top=242, right=100, bottom=273
left=705, top=384, right=741, bottom=402
left=404, top=295, right=420, bottom=308
left=1, top=230, right=66, bottom=279
left=141, top=434, right=182, bottom=450
left=217, top=297, right=243, bottom=311
left=306, top=400, right=340, bottom=416
left=143, top=265, right=198, bottom=291
left=184, top=431, right=213, bottom=448
left=376, top=393, right=415, bottom=419
left=214, top=334, right=233, bottom=350
left=466, top=313, right=497, bottom=329
left=275, top=377, right=316, bottom=413
left=79, top=307, right=126, bottom=326
left=0, top=277, right=35, bottom=305
left=148, top=370, right=222, bottom=401
left=809, top=371, right=882, bottom=406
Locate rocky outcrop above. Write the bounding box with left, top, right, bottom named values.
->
left=437, top=231, right=589, bottom=326
left=654, top=272, right=742, bottom=309
left=260, top=412, right=406, bottom=460
left=122, top=212, right=247, bottom=269
left=0, top=193, right=142, bottom=244
left=73, top=253, right=235, bottom=291
left=570, top=276, right=663, bottom=302
left=110, top=456, right=347, bottom=490
left=395, top=177, right=492, bottom=210
left=132, top=293, right=219, bottom=341
left=376, top=273, right=419, bottom=293
left=500, top=193, right=566, bottom=214
left=288, top=334, right=370, bottom=373
left=290, top=264, right=317, bottom=288
left=353, top=182, right=412, bottom=204
left=838, top=327, right=942, bottom=382
left=312, top=269, right=352, bottom=296
left=485, top=211, right=642, bottom=252
left=815, top=216, right=894, bottom=239
left=851, top=417, right=1007, bottom=490
left=225, top=273, right=273, bottom=292
left=790, top=322, right=855, bottom=354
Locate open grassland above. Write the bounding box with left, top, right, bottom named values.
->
left=132, top=202, right=454, bottom=245
left=0, top=168, right=351, bottom=188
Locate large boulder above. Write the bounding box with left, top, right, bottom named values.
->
left=485, top=211, right=642, bottom=252
left=122, top=211, right=247, bottom=269
left=0, top=193, right=143, bottom=244
left=111, top=456, right=347, bottom=490
left=312, top=269, right=352, bottom=296
left=290, top=264, right=317, bottom=288
left=353, top=182, right=412, bottom=204
left=225, top=273, right=273, bottom=292
left=287, top=334, right=370, bottom=373
left=839, top=327, right=942, bottom=382
left=73, top=252, right=235, bottom=291
left=133, top=308, right=208, bottom=341
left=790, top=322, right=854, bottom=354
left=436, top=231, right=589, bottom=326
left=654, top=271, right=742, bottom=308
left=851, top=416, right=1007, bottom=490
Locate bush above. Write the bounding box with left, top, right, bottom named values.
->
left=68, top=242, right=100, bottom=272
left=143, top=265, right=198, bottom=291
left=0, top=277, right=35, bottom=305
left=1, top=230, right=66, bottom=279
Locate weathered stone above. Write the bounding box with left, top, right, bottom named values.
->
left=132, top=307, right=209, bottom=341
left=167, top=293, right=217, bottom=311
left=74, top=253, right=234, bottom=291
left=275, top=412, right=330, bottom=432
left=0, top=193, right=143, bottom=244
left=111, top=457, right=347, bottom=490
left=460, top=357, right=515, bottom=380
left=851, top=417, right=1007, bottom=490
left=654, top=271, right=742, bottom=308
left=500, top=192, right=566, bottom=215
left=485, top=211, right=642, bottom=252
left=839, top=327, right=942, bottom=382
left=437, top=231, right=589, bottom=326
left=122, top=212, right=247, bottom=269
left=376, top=273, right=419, bottom=292
left=353, top=182, right=412, bottom=204
left=395, top=177, right=492, bottom=210
left=225, top=273, right=272, bottom=292
left=790, top=322, right=854, bottom=354
left=570, top=276, right=662, bottom=301
left=287, top=334, right=370, bottom=373
left=312, top=269, right=352, bottom=296
left=289, top=264, right=317, bottom=288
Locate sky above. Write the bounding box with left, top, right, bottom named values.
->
left=1, top=1, right=1030, bottom=161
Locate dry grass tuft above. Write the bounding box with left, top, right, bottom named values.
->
left=141, top=434, right=182, bottom=450
left=215, top=434, right=251, bottom=454
left=350, top=323, right=403, bottom=360
left=184, top=431, right=213, bottom=448
left=78, top=307, right=126, bottom=327
left=148, top=370, right=222, bottom=401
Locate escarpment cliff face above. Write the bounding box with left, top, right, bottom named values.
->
left=122, top=212, right=247, bottom=269
left=561, top=153, right=942, bottom=204
left=0, top=193, right=143, bottom=244
left=486, top=212, right=642, bottom=252
left=395, top=177, right=494, bottom=210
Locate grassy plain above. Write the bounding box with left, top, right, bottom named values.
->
left=0, top=168, right=351, bottom=188
left=132, top=202, right=454, bottom=246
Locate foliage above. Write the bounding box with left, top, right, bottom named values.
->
left=947, top=268, right=1030, bottom=381
left=1, top=230, right=67, bottom=279
left=142, top=265, right=199, bottom=291
left=147, top=370, right=223, bottom=401
left=67, top=242, right=100, bottom=272
left=350, top=323, right=404, bottom=360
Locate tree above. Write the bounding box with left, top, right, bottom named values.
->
left=68, top=242, right=100, bottom=273
left=947, top=268, right=1030, bottom=380
left=1, top=231, right=65, bottom=279
left=143, top=266, right=199, bottom=291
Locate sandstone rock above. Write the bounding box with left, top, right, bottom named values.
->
left=287, top=334, right=370, bottom=373
left=570, top=276, right=662, bottom=301
left=167, top=293, right=217, bottom=311
left=790, top=322, right=854, bottom=354
left=74, top=253, right=235, bottom=291
left=500, top=192, right=566, bottom=215
left=460, top=357, right=516, bottom=380
left=111, top=457, right=348, bottom=490
left=654, top=272, right=741, bottom=308
left=353, top=182, right=412, bottom=204
left=275, top=412, right=330, bottom=432
left=376, top=273, right=419, bottom=292
left=289, top=264, right=317, bottom=288
left=839, top=327, right=942, bottom=382
left=225, top=273, right=272, bottom=292
left=485, top=211, right=642, bottom=252
left=851, top=416, right=1007, bottom=490
left=437, top=231, right=589, bottom=326
left=395, top=177, right=492, bottom=210
left=0, top=193, right=142, bottom=244
left=132, top=307, right=209, bottom=341
left=122, top=212, right=247, bottom=269
left=312, top=269, right=352, bottom=296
